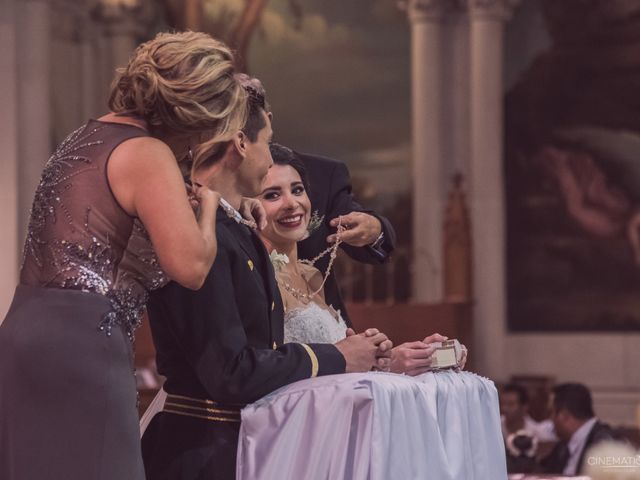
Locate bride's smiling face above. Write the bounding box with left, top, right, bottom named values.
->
left=259, top=164, right=311, bottom=248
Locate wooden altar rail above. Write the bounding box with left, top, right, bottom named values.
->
left=347, top=301, right=473, bottom=371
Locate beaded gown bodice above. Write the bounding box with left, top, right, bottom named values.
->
left=20, top=119, right=168, bottom=338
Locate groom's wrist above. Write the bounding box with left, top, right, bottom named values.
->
left=305, top=343, right=347, bottom=375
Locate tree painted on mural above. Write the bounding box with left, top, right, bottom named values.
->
left=161, top=0, right=303, bottom=71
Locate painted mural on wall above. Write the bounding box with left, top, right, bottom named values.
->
left=505, top=0, right=640, bottom=331
left=191, top=0, right=413, bottom=300
left=172, top=0, right=412, bottom=206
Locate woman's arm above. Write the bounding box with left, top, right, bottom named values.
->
left=107, top=136, right=218, bottom=290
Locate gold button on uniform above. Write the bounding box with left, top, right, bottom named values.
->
left=247, top=260, right=254, bottom=271
left=272, top=341, right=277, bottom=350
left=271, top=301, right=275, bottom=311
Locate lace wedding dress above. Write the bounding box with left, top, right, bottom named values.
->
left=284, top=302, right=348, bottom=344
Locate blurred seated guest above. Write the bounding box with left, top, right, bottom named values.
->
left=541, top=382, right=616, bottom=476
left=501, top=383, right=557, bottom=442
left=505, top=430, right=538, bottom=474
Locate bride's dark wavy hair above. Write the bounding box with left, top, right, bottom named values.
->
left=268, top=143, right=310, bottom=193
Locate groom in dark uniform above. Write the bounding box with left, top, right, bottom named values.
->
left=141, top=81, right=392, bottom=480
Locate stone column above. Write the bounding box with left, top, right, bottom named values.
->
left=0, top=0, right=19, bottom=320
left=50, top=1, right=92, bottom=142
left=442, top=8, right=470, bottom=180
left=15, top=0, right=51, bottom=247
left=405, top=0, right=451, bottom=302
left=80, top=18, right=98, bottom=120
left=467, top=0, right=519, bottom=378
left=92, top=0, right=156, bottom=109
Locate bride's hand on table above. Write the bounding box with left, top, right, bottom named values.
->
left=423, top=333, right=468, bottom=371
left=389, top=341, right=437, bottom=376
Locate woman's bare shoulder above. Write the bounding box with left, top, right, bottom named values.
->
left=112, top=136, right=174, bottom=161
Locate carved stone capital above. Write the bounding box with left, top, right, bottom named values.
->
left=50, top=0, right=92, bottom=42
left=399, top=0, right=465, bottom=23
left=467, top=0, right=520, bottom=21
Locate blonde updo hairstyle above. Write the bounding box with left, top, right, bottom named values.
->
left=108, top=31, right=248, bottom=173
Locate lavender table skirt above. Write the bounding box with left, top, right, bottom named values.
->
left=236, top=371, right=507, bottom=480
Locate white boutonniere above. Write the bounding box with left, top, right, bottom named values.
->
left=269, top=250, right=290, bottom=271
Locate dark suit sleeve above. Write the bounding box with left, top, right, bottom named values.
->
left=154, top=241, right=346, bottom=404
left=327, top=161, right=396, bottom=264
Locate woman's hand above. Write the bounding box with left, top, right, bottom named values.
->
left=187, top=183, right=220, bottom=213
left=240, top=197, right=267, bottom=230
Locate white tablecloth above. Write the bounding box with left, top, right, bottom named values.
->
left=237, top=370, right=507, bottom=480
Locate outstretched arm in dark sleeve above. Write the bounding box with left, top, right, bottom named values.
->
left=155, top=243, right=345, bottom=404
left=326, top=161, right=396, bottom=264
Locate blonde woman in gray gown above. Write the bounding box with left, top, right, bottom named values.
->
left=0, top=31, right=251, bottom=480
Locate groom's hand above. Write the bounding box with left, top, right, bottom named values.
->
left=345, top=328, right=392, bottom=371
left=336, top=329, right=392, bottom=373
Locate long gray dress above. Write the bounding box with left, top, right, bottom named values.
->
left=0, top=120, right=168, bottom=480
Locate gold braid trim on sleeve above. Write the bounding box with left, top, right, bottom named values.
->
left=300, top=343, right=319, bottom=378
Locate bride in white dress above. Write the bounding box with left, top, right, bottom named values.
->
left=258, top=147, right=469, bottom=371
left=233, top=144, right=507, bottom=480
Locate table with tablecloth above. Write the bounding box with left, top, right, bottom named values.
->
left=237, top=370, right=507, bottom=480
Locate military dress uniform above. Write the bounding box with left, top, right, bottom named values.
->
left=141, top=208, right=346, bottom=480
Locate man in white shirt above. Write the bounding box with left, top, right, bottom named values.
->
left=542, top=383, right=616, bottom=475
left=500, top=383, right=557, bottom=443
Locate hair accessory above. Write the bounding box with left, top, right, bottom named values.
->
left=243, top=85, right=266, bottom=110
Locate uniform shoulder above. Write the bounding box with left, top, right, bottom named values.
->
left=214, top=220, right=240, bottom=252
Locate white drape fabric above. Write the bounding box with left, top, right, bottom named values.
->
left=237, top=370, right=507, bottom=480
